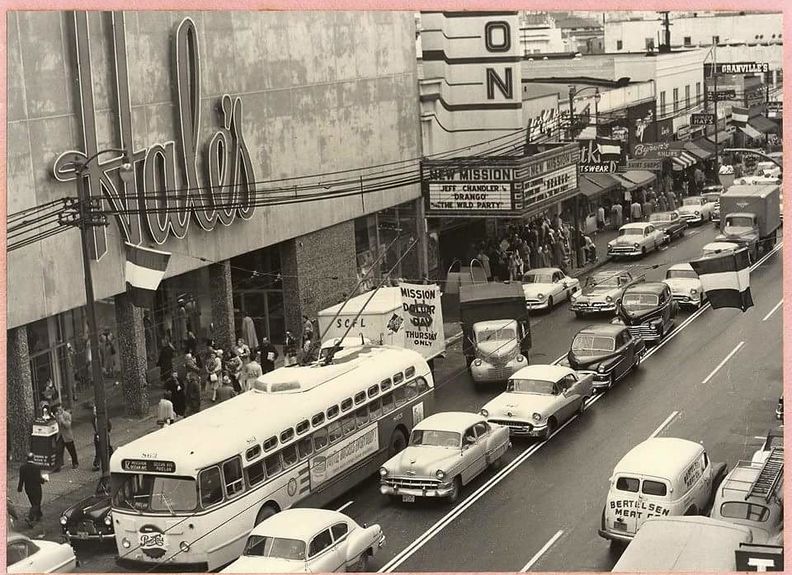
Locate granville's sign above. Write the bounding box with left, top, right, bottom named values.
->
left=54, top=14, right=257, bottom=259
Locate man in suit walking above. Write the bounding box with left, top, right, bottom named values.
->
left=17, top=453, right=46, bottom=524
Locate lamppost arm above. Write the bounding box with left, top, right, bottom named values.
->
left=723, top=148, right=782, bottom=170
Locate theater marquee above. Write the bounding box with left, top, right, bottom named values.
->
left=422, top=143, right=579, bottom=218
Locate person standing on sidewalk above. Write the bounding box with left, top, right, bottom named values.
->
left=53, top=407, right=78, bottom=471
left=157, top=338, right=176, bottom=383
left=259, top=337, right=279, bottom=374
left=164, top=371, right=186, bottom=418
left=184, top=353, right=202, bottom=415
left=158, top=391, right=177, bottom=427
left=17, top=453, right=46, bottom=525
left=302, top=315, right=314, bottom=348
left=630, top=199, right=643, bottom=222
left=283, top=331, right=298, bottom=367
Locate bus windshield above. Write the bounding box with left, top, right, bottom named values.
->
left=112, top=473, right=198, bottom=513
left=244, top=535, right=306, bottom=560
left=410, top=430, right=460, bottom=448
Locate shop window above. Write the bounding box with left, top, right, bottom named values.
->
left=683, top=36, right=692, bottom=46
left=673, top=88, right=679, bottom=112
left=685, top=85, right=691, bottom=108
left=616, top=40, right=623, bottom=50
left=645, top=38, right=654, bottom=51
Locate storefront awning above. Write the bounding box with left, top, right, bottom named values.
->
left=703, top=130, right=733, bottom=148
left=748, top=115, right=777, bottom=134
left=579, top=173, right=620, bottom=198
left=671, top=151, right=699, bottom=171
left=684, top=141, right=713, bottom=160
left=612, top=170, right=656, bottom=191
left=739, top=123, right=764, bottom=140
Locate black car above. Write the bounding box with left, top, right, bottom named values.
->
left=616, top=282, right=677, bottom=344
left=648, top=211, right=688, bottom=242
left=567, top=323, right=645, bottom=393
left=60, top=484, right=113, bottom=543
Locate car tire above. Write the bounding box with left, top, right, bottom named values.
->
left=632, top=351, right=641, bottom=371
left=388, top=428, right=408, bottom=458
left=578, top=397, right=589, bottom=416
left=545, top=418, right=557, bottom=439
left=684, top=505, right=698, bottom=516
left=547, top=296, right=554, bottom=310
left=641, top=247, right=647, bottom=257
left=447, top=477, right=462, bottom=504
left=352, top=551, right=370, bottom=572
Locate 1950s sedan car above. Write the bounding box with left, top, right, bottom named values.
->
left=678, top=196, right=714, bottom=224
left=221, top=509, right=385, bottom=573
left=570, top=270, right=644, bottom=317
left=7, top=532, right=77, bottom=573
left=648, top=211, right=687, bottom=243
left=607, top=223, right=666, bottom=258
left=616, top=282, right=677, bottom=344
left=60, top=483, right=113, bottom=543
left=379, top=412, right=510, bottom=503
left=662, top=263, right=705, bottom=309
left=480, top=364, right=594, bottom=439
left=521, top=267, right=580, bottom=311
left=566, top=324, right=645, bottom=391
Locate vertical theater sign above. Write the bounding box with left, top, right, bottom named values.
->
left=53, top=14, right=257, bottom=260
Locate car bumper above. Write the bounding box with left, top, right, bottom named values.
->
left=487, top=419, right=548, bottom=437
left=570, top=302, right=617, bottom=314
left=526, top=300, right=551, bottom=310
left=592, top=372, right=614, bottom=389
left=608, top=248, right=642, bottom=257
left=598, top=528, right=634, bottom=543
left=776, top=407, right=783, bottom=420
left=671, top=293, right=702, bottom=306
left=680, top=214, right=703, bottom=223
left=379, top=483, right=455, bottom=498
left=64, top=529, right=114, bottom=542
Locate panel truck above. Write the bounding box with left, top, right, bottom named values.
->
left=317, top=286, right=445, bottom=365
left=716, top=184, right=781, bottom=261
left=459, top=282, right=531, bottom=385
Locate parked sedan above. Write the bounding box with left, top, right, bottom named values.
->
left=607, top=223, right=666, bottom=258
left=570, top=269, right=644, bottom=317
left=521, top=267, right=580, bottom=311
left=7, top=532, right=77, bottom=573
left=480, top=364, right=594, bottom=439
left=566, top=324, right=644, bottom=392
left=663, top=263, right=705, bottom=309
left=678, top=196, right=714, bottom=224
left=379, top=412, right=510, bottom=503
left=648, top=211, right=687, bottom=243
left=60, top=485, right=113, bottom=543
left=221, top=509, right=384, bottom=573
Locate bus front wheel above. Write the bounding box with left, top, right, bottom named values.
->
left=388, top=428, right=408, bottom=458
left=254, top=503, right=279, bottom=527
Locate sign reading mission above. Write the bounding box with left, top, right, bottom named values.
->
left=427, top=167, right=514, bottom=212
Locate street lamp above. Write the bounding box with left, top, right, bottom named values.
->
left=568, top=85, right=601, bottom=140
left=55, top=148, right=133, bottom=484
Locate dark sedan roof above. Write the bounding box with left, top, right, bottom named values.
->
left=623, top=281, right=667, bottom=295
left=577, top=323, right=626, bottom=337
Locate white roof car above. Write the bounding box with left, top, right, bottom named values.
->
left=221, top=509, right=384, bottom=573
left=663, top=263, right=705, bottom=308
left=7, top=532, right=77, bottom=573
left=521, top=268, right=580, bottom=310
left=613, top=437, right=703, bottom=479
left=413, top=411, right=486, bottom=433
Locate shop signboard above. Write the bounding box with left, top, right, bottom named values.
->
left=655, top=118, right=674, bottom=142
left=626, top=101, right=656, bottom=152
left=706, top=86, right=737, bottom=101
left=425, top=166, right=515, bottom=213
left=516, top=144, right=579, bottom=212
left=767, top=100, right=783, bottom=119
left=632, top=141, right=685, bottom=159
left=690, top=113, right=715, bottom=126
left=626, top=159, right=662, bottom=171
left=578, top=138, right=621, bottom=173
left=713, top=62, right=770, bottom=75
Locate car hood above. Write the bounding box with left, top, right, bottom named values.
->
left=618, top=304, right=664, bottom=324
left=221, top=557, right=307, bottom=573
left=522, top=284, right=552, bottom=298
left=580, top=285, right=619, bottom=299
left=483, top=392, right=558, bottom=418
left=678, top=205, right=702, bottom=214
left=64, top=494, right=112, bottom=522
left=477, top=339, right=519, bottom=358
left=663, top=278, right=701, bottom=293
left=385, top=445, right=460, bottom=477
left=609, top=236, right=641, bottom=246
left=568, top=349, right=620, bottom=370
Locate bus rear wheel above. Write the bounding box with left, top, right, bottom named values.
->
left=254, top=503, right=279, bottom=527
left=388, top=428, right=407, bottom=458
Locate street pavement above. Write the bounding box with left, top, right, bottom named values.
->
left=12, top=221, right=784, bottom=572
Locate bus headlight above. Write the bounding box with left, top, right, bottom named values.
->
left=179, top=541, right=191, bottom=553
left=435, top=470, right=446, bottom=480
left=690, top=288, right=698, bottom=295
left=59, top=515, right=68, bottom=526
left=480, top=408, right=489, bottom=418
left=473, top=359, right=482, bottom=367
left=379, top=467, right=388, bottom=477
left=532, top=413, right=542, bottom=422
left=121, top=538, right=131, bottom=549
left=104, top=513, right=112, bottom=526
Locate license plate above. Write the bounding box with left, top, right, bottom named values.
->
left=613, top=522, right=627, bottom=531
left=402, top=494, right=415, bottom=503
left=76, top=531, right=89, bottom=538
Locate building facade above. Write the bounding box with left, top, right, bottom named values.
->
left=7, top=10, right=422, bottom=459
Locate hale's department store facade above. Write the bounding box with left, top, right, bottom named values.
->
left=7, top=11, right=422, bottom=458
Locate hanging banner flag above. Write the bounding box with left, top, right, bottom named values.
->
left=399, top=283, right=445, bottom=359
left=690, top=248, right=753, bottom=312
left=124, top=243, right=172, bottom=308
left=731, top=106, right=749, bottom=126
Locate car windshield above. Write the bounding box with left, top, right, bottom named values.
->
left=572, top=334, right=615, bottom=353
left=619, top=228, right=644, bottom=236
left=622, top=293, right=659, bottom=310
left=410, top=430, right=461, bottom=448
left=726, top=216, right=755, bottom=227
left=702, top=193, right=720, bottom=202
left=111, top=473, right=197, bottom=513
left=683, top=197, right=702, bottom=206
left=244, top=535, right=306, bottom=560
left=666, top=269, right=698, bottom=280
left=649, top=213, right=673, bottom=223
left=585, top=273, right=619, bottom=288
left=523, top=272, right=553, bottom=284
left=506, top=378, right=556, bottom=394
left=475, top=325, right=516, bottom=342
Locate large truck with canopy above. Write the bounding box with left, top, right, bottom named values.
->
left=459, top=282, right=531, bottom=385
left=716, top=184, right=781, bottom=260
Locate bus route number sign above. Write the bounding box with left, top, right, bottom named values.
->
left=122, top=459, right=177, bottom=473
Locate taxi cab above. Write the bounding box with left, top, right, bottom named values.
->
left=599, top=437, right=726, bottom=545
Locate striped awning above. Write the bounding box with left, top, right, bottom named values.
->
left=671, top=151, right=699, bottom=171
left=748, top=115, right=778, bottom=134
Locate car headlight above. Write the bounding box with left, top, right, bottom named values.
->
left=537, top=293, right=545, bottom=300
left=59, top=515, right=68, bottom=526
left=598, top=364, right=606, bottom=373
left=532, top=413, right=542, bottom=422
left=608, top=244, right=614, bottom=251
left=180, top=541, right=191, bottom=553
left=516, top=355, right=525, bottom=362
left=473, top=359, right=482, bottom=367
left=435, top=470, right=446, bottom=480
left=695, top=210, right=700, bottom=215
left=605, top=295, right=613, bottom=303
left=121, top=538, right=131, bottom=549
left=571, top=293, right=578, bottom=301
left=379, top=467, right=388, bottom=477
left=690, top=288, right=698, bottom=295
left=633, top=242, right=640, bottom=249
left=104, top=513, right=113, bottom=526
left=480, top=408, right=489, bottom=418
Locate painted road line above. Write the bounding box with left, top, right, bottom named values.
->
left=336, top=500, right=354, bottom=513
left=380, top=242, right=783, bottom=572
left=520, top=530, right=564, bottom=572
left=701, top=341, right=745, bottom=385
left=649, top=411, right=680, bottom=438
left=762, top=299, right=783, bottom=322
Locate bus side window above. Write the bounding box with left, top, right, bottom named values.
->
left=393, top=372, right=404, bottom=386
left=264, top=453, right=282, bottom=477
left=313, top=428, right=329, bottom=451
left=415, top=377, right=430, bottom=393
left=328, top=421, right=343, bottom=444
left=311, top=413, right=325, bottom=427
left=405, top=381, right=418, bottom=400
left=355, top=406, right=368, bottom=428
left=367, top=384, right=379, bottom=398
left=380, top=378, right=392, bottom=392
left=369, top=397, right=383, bottom=419
left=341, top=413, right=356, bottom=435
left=199, top=466, right=224, bottom=508
left=245, top=460, right=265, bottom=487
left=394, top=386, right=406, bottom=407
left=354, top=391, right=366, bottom=405
left=382, top=392, right=395, bottom=414
left=263, top=436, right=278, bottom=452
left=405, top=366, right=416, bottom=379
left=297, top=436, right=313, bottom=460
left=282, top=445, right=298, bottom=469
left=327, top=405, right=339, bottom=420
left=222, top=457, right=244, bottom=498
left=296, top=420, right=310, bottom=436
left=341, top=398, right=353, bottom=412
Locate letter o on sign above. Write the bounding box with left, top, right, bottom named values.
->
left=485, top=21, right=511, bottom=53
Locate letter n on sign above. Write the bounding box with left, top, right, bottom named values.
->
left=487, top=68, right=513, bottom=99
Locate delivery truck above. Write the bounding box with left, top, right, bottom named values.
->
left=459, top=282, right=531, bottom=385
left=716, top=184, right=781, bottom=260
left=317, top=286, right=445, bottom=363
